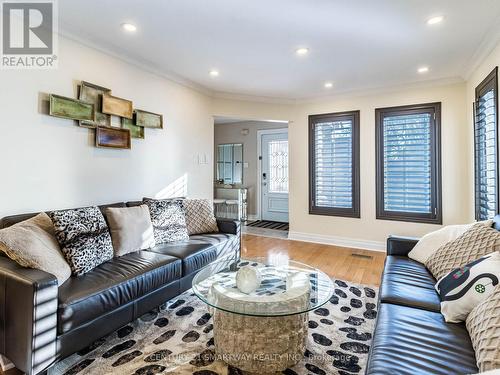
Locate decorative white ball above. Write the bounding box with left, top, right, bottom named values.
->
left=236, top=266, right=262, bottom=294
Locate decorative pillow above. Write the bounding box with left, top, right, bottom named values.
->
left=49, top=206, right=114, bottom=276
left=143, top=199, right=189, bottom=244
left=425, top=221, right=499, bottom=280
left=466, top=284, right=500, bottom=372
left=0, top=213, right=71, bottom=284
left=408, top=223, right=474, bottom=264
left=183, top=198, right=219, bottom=235
left=106, top=205, right=156, bottom=256
left=435, top=252, right=500, bottom=323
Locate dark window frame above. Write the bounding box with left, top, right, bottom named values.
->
left=474, top=66, right=499, bottom=220
left=309, top=110, right=360, bottom=218
left=375, top=102, right=442, bottom=224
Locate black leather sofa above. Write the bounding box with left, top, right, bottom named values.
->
left=366, top=235, right=479, bottom=375
left=0, top=201, right=241, bottom=375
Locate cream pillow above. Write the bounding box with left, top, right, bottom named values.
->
left=106, top=205, right=156, bottom=256
left=409, top=223, right=474, bottom=264
left=0, top=213, right=71, bottom=285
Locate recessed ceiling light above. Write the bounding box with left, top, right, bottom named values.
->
left=209, top=70, right=219, bottom=77
left=324, top=82, right=333, bottom=89
left=418, top=66, right=429, bottom=73
left=295, top=47, right=309, bottom=56
left=427, top=15, right=444, bottom=25
left=121, top=23, right=137, bottom=32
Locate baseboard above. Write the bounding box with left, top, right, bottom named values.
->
left=288, top=231, right=386, bottom=252
left=246, top=214, right=259, bottom=221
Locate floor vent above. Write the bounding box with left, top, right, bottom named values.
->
left=351, top=253, right=373, bottom=260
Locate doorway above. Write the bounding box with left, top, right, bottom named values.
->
left=258, top=129, right=289, bottom=223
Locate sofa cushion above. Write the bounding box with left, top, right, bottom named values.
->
left=143, top=199, right=189, bottom=244
left=147, top=241, right=216, bottom=275
left=57, top=251, right=181, bottom=334
left=426, top=220, right=499, bottom=280
left=190, top=233, right=238, bottom=259
left=0, top=213, right=71, bottom=285
left=106, top=205, right=156, bottom=256
left=366, top=303, right=478, bottom=375
left=466, top=284, right=500, bottom=372
left=49, top=206, right=114, bottom=276
left=183, top=199, right=219, bottom=235
left=380, top=256, right=441, bottom=312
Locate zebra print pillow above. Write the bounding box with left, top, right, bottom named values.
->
left=49, top=206, right=114, bottom=276
left=143, top=199, right=189, bottom=244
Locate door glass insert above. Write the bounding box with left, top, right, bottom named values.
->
left=268, top=140, right=289, bottom=193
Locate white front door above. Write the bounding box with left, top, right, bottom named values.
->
left=261, top=132, right=289, bottom=222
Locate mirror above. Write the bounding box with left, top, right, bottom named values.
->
left=216, top=143, right=243, bottom=184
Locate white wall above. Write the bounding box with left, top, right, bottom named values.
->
left=214, top=121, right=288, bottom=216
left=214, top=82, right=471, bottom=249
left=0, top=37, right=214, bottom=217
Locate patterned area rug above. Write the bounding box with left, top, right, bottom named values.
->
left=51, top=279, right=378, bottom=375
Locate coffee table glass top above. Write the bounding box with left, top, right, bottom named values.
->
left=192, top=258, right=334, bottom=317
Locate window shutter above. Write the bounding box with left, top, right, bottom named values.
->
left=382, top=112, right=432, bottom=213
left=474, top=67, right=499, bottom=220
left=376, top=103, right=441, bottom=224
left=309, top=111, right=360, bottom=218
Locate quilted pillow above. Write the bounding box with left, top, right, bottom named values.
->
left=435, top=252, right=500, bottom=322
left=466, top=284, right=500, bottom=372
left=143, top=199, right=189, bottom=244
left=425, top=221, right=500, bottom=280
left=49, top=206, right=114, bottom=276
left=183, top=198, right=219, bottom=235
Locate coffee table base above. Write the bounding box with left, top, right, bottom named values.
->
left=213, top=310, right=308, bottom=373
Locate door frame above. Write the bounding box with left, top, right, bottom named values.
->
left=256, top=127, right=289, bottom=221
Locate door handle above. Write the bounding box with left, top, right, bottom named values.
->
left=262, top=172, right=267, bottom=180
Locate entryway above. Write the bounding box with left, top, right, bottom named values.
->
left=258, top=129, right=289, bottom=223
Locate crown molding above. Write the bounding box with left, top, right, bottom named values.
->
left=57, top=29, right=215, bottom=98
left=212, top=91, right=298, bottom=105
left=462, top=14, right=500, bottom=80
left=59, top=28, right=468, bottom=106
left=296, top=76, right=465, bottom=104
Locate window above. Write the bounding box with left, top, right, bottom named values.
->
left=268, top=139, right=289, bottom=193
left=475, top=67, right=499, bottom=220
left=375, top=103, right=442, bottom=224
left=309, top=111, right=360, bottom=217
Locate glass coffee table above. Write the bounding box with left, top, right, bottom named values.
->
left=192, top=258, right=334, bottom=372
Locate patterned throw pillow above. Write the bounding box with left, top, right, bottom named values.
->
left=425, top=221, right=500, bottom=280
left=49, top=206, right=114, bottom=276
left=183, top=198, right=219, bottom=235
left=143, top=199, right=189, bottom=244
left=466, top=284, right=500, bottom=372
left=435, top=252, right=500, bottom=322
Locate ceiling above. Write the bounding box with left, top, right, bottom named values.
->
left=59, top=0, right=500, bottom=100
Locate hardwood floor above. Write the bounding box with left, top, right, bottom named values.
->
left=0, top=234, right=386, bottom=375
left=241, top=234, right=386, bottom=286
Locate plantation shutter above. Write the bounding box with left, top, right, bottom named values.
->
left=376, top=103, right=441, bottom=224
left=383, top=112, right=433, bottom=213
left=309, top=111, right=360, bottom=218
left=475, top=67, right=498, bottom=220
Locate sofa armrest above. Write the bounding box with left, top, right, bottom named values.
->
left=386, top=235, right=420, bottom=257
left=217, top=219, right=241, bottom=236
left=0, top=256, right=58, bottom=374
